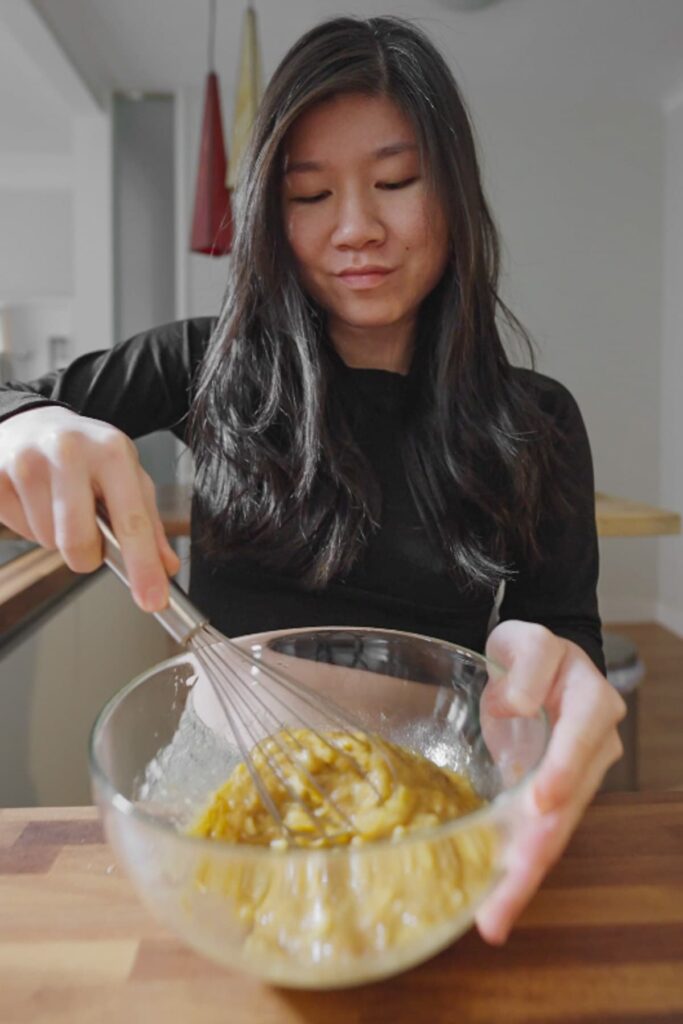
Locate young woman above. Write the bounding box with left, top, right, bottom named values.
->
left=0, top=16, right=624, bottom=944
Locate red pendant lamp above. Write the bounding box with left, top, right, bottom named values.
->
left=190, top=0, right=233, bottom=255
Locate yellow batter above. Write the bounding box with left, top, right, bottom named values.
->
left=184, top=729, right=497, bottom=977
left=189, top=728, right=484, bottom=846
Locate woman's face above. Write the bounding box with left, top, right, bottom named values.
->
left=282, top=92, right=449, bottom=341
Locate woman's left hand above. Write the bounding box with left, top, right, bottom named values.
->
left=475, top=619, right=626, bottom=945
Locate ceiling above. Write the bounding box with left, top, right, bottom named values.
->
left=31, top=0, right=683, bottom=101
left=4, top=0, right=683, bottom=153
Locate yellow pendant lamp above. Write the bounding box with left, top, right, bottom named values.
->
left=227, top=1, right=263, bottom=191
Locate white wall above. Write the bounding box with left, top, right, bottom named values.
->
left=0, top=301, right=72, bottom=382
left=114, top=95, right=175, bottom=340
left=0, top=2, right=112, bottom=356
left=474, top=93, right=664, bottom=622
left=0, top=189, right=73, bottom=303
left=0, top=15, right=112, bottom=360
left=658, top=95, right=683, bottom=635
left=71, top=112, right=113, bottom=356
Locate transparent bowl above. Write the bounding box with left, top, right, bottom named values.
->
left=89, top=626, right=549, bottom=989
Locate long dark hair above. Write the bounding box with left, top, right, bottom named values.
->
left=190, top=15, right=568, bottom=590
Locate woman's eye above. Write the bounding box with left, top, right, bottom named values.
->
left=291, top=192, right=330, bottom=204
left=378, top=177, right=419, bottom=191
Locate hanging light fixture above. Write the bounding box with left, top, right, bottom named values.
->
left=190, top=0, right=233, bottom=255
left=227, top=1, right=263, bottom=192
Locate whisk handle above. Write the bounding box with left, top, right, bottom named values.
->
left=95, top=511, right=208, bottom=646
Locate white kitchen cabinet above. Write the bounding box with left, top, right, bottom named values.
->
left=0, top=569, right=177, bottom=806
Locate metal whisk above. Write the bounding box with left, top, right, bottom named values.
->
left=96, top=513, right=385, bottom=844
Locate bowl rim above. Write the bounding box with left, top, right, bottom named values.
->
left=88, top=625, right=550, bottom=857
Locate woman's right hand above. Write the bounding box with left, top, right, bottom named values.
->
left=0, top=406, right=180, bottom=612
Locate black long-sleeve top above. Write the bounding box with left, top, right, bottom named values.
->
left=0, top=318, right=605, bottom=672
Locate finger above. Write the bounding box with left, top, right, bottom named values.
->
left=158, top=525, right=181, bottom=576
left=139, top=471, right=181, bottom=577
left=95, top=442, right=169, bottom=612
left=476, top=808, right=564, bottom=945
left=531, top=654, right=626, bottom=814
left=485, top=621, right=565, bottom=717
left=7, top=451, right=55, bottom=548
left=0, top=479, right=36, bottom=541
left=51, top=460, right=103, bottom=573
left=476, top=736, right=620, bottom=944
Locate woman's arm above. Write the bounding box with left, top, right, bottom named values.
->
left=0, top=317, right=214, bottom=440
left=497, top=374, right=605, bottom=673
left=0, top=318, right=214, bottom=610
left=476, top=620, right=624, bottom=944
left=477, top=378, right=623, bottom=942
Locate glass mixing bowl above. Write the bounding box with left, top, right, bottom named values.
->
left=89, top=626, right=549, bottom=988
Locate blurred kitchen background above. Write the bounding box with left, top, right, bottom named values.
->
left=0, top=0, right=681, bottom=806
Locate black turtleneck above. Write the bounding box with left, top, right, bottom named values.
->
left=0, top=317, right=604, bottom=672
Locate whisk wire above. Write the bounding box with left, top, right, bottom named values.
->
left=199, top=625, right=388, bottom=800
left=192, top=642, right=288, bottom=833
left=206, top=641, right=361, bottom=827
left=95, top=512, right=388, bottom=846
left=195, top=639, right=356, bottom=839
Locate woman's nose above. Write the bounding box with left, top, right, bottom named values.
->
left=331, top=193, right=385, bottom=249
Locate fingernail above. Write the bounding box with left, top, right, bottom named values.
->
left=143, top=585, right=167, bottom=612
left=505, top=687, right=538, bottom=716
left=482, top=922, right=509, bottom=946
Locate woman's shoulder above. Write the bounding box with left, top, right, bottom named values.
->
left=133, top=317, right=217, bottom=376
left=509, top=366, right=585, bottom=430
left=156, top=316, right=217, bottom=351
left=122, top=316, right=216, bottom=356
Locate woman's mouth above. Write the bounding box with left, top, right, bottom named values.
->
left=336, top=266, right=395, bottom=290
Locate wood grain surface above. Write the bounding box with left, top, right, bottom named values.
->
left=595, top=492, right=681, bottom=538
left=1, top=794, right=682, bottom=1023
left=0, top=549, right=81, bottom=640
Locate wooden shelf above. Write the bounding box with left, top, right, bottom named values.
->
left=596, top=492, right=681, bottom=538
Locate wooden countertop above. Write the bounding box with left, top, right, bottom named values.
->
left=0, top=547, right=84, bottom=643
left=1, top=793, right=682, bottom=1023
